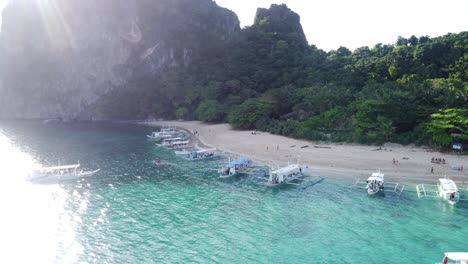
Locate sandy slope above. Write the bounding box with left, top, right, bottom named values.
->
left=142, top=121, right=468, bottom=183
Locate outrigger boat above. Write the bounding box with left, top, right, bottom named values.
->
left=187, top=148, right=224, bottom=161
left=29, top=164, right=100, bottom=183
left=146, top=127, right=179, bottom=140
left=416, top=178, right=465, bottom=204
left=159, top=137, right=186, bottom=147
left=263, top=164, right=323, bottom=188
left=366, top=170, right=384, bottom=195
left=146, top=128, right=179, bottom=140
left=167, top=140, right=190, bottom=149
left=267, top=164, right=303, bottom=186
left=439, top=252, right=468, bottom=264
left=218, top=157, right=252, bottom=178
left=147, top=132, right=175, bottom=141
left=352, top=170, right=405, bottom=196
left=438, top=178, right=460, bottom=204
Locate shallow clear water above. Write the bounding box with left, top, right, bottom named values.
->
left=0, top=121, right=466, bottom=263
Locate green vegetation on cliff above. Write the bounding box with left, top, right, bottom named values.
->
left=0, top=2, right=466, bottom=148
left=122, top=4, right=466, bottom=148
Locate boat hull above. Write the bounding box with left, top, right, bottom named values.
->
left=30, top=169, right=100, bottom=183
left=367, top=188, right=383, bottom=195
left=437, top=185, right=459, bottom=204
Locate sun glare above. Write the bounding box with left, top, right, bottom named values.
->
left=34, top=0, right=76, bottom=50
left=0, top=132, right=84, bottom=263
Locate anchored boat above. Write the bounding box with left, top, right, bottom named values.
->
left=352, top=170, right=405, bottom=196
left=366, top=170, right=384, bottom=195
left=438, top=178, right=460, bottom=204
left=218, top=157, right=252, bottom=178
left=416, top=178, right=466, bottom=204
left=187, top=148, right=224, bottom=161
left=146, top=127, right=178, bottom=140
left=267, top=164, right=303, bottom=186
left=439, top=252, right=468, bottom=264
left=29, top=164, right=100, bottom=183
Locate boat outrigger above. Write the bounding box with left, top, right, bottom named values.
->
left=29, top=164, right=100, bottom=183
left=187, top=148, right=224, bottom=161
left=218, top=157, right=252, bottom=178
left=416, top=178, right=466, bottom=204
left=352, top=170, right=405, bottom=196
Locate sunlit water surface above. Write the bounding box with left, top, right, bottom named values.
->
left=0, top=121, right=466, bottom=263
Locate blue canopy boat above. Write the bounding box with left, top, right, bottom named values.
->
left=218, top=157, right=252, bottom=178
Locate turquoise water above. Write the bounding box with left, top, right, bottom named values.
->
left=0, top=121, right=466, bottom=263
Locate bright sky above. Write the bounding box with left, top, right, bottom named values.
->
left=0, top=0, right=7, bottom=29
left=215, top=0, right=468, bottom=51
left=0, top=0, right=466, bottom=51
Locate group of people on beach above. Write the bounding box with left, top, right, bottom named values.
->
left=431, top=157, right=446, bottom=164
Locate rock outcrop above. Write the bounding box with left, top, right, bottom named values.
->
left=0, top=0, right=240, bottom=120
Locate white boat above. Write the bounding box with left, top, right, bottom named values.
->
left=267, top=164, right=303, bottom=186
left=29, top=164, right=100, bottom=183
left=158, top=137, right=186, bottom=147
left=167, top=140, right=190, bottom=149
left=146, top=131, right=160, bottom=139
left=438, top=178, right=460, bottom=204
left=146, top=130, right=178, bottom=140
left=186, top=148, right=224, bottom=161
left=439, top=252, right=468, bottom=264
left=366, top=170, right=384, bottom=195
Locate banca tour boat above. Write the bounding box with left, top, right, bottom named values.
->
left=186, top=148, right=224, bottom=161
left=267, top=164, right=304, bottom=186
left=352, top=169, right=405, bottom=196
left=218, top=157, right=252, bottom=178
left=366, top=170, right=385, bottom=195
left=146, top=127, right=178, bottom=140
left=29, top=164, right=100, bottom=183
left=264, top=163, right=324, bottom=188
left=416, top=178, right=467, bottom=204
left=439, top=252, right=468, bottom=264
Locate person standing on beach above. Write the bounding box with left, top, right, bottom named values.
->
left=431, top=167, right=434, bottom=174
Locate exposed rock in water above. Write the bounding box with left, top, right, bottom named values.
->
left=0, top=0, right=240, bottom=120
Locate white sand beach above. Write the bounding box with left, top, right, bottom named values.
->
left=142, top=121, right=468, bottom=183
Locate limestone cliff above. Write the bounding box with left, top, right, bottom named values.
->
left=0, top=0, right=239, bottom=120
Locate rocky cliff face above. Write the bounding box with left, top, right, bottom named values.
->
left=0, top=0, right=239, bottom=120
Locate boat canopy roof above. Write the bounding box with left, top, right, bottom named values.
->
left=164, top=137, right=184, bottom=141
left=225, top=157, right=252, bottom=168
left=39, top=164, right=80, bottom=171
left=160, top=127, right=176, bottom=132
left=439, top=178, right=458, bottom=191
left=172, top=140, right=189, bottom=144
left=193, top=148, right=216, bottom=154
left=445, top=252, right=468, bottom=261
left=367, top=172, right=384, bottom=182
left=271, top=164, right=300, bottom=174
